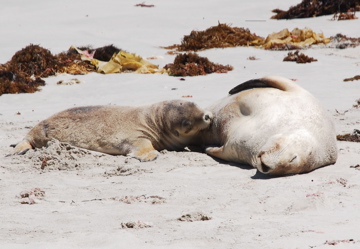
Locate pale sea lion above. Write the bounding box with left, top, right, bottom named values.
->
left=196, top=75, right=338, bottom=175
left=12, top=100, right=213, bottom=161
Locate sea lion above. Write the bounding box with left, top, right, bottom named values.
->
left=12, top=100, right=213, bottom=161
left=196, top=75, right=338, bottom=175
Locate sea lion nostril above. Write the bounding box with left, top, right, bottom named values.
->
left=260, top=162, right=271, bottom=173
left=204, top=114, right=210, bottom=121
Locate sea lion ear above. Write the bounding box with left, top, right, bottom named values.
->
left=229, top=79, right=273, bottom=95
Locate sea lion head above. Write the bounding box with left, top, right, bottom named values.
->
left=254, top=129, right=317, bottom=175
left=164, top=100, right=213, bottom=138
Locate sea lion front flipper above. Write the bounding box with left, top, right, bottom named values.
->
left=130, top=139, right=159, bottom=162
left=205, top=146, right=228, bottom=161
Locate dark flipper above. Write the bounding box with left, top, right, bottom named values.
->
left=229, top=79, right=274, bottom=95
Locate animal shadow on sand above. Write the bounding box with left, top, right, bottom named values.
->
left=193, top=145, right=274, bottom=180
left=209, top=155, right=301, bottom=180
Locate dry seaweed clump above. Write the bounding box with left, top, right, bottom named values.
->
left=8, top=44, right=57, bottom=78
left=0, top=44, right=127, bottom=95
left=0, top=44, right=98, bottom=95
left=55, top=47, right=96, bottom=75
left=271, top=0, right=360, bottom=19
left=164, top=25, right=329, bottom=52
left=164, top=53, right=233, bottom=76
left=0, top=44, right=51, bottom=95
left=177, top=212, right=212, bottom=222
left=56, top=44, right=122, bottom=75
left=72, top=46, right=163, bottom=74
left=262, top=28, right=330, bottom=50
left=0, top=69, right=45, bottom=95
left=164, top=23, right=264, bottom=52
left=337, top=129, right=360, bottom=142
left=332, top=11, right=358, bottom=20
left=283, top=50, right=317, bottom=63
left=344, top=75, right=360, bottom=82
left=330, top=33, right=360, bottom=49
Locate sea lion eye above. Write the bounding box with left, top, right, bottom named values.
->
left=182, top=120, right=192, bottom=127
left=290, top=156, right=297, bottom=163
left=204, top=114, right=211, bottom=121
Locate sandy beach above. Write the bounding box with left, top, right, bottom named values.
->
left=1, top=0, right=360, bottom=248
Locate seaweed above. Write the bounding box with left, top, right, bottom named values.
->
left=55, top=49, right=96, bottom=75
left=262, top=28, right=330, bottom=50
left=8, top=44, right=57, bottom=78
left=271, top=0, right=360, bottom=19
left=0, top=69, right=45, bottom=95
left=283, top=50, right=317, bottom=63
left=134, top=2, right=155, bottom=7
left=330, top=33, right=360, bottom=49
left=337, top=129, right=360, bottom=142
left=0, top=44, right=54, bottom=95
left=332, top=11, right=358, bottom=20
left=164, top=53, right=233, bottom=76
left=163, top=23, right=264, bottom=52
left=165, top=25, right=330, bottom=52
left=343, top=75, right=360, bottom=81
left=0, top=44, right=123, bottom=95
left=93, top=44, right=121, bottom=61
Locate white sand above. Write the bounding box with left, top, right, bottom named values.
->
left=1, top=0, right=360, bottom=248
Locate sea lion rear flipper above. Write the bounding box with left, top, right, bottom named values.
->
left=229, top=76, right=300, bottom=95
left=229, top=79, right=273, bottom=95
left=8, top=140, right=33, bottom=156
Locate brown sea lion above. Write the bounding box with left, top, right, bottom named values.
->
left=12, top=100, right=213, bottom=161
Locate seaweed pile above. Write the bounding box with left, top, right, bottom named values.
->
left=0, top=69, right=45, bottom=95
left=164, top=24, right=330, bottom=52
left=262, top=28, right=330, bottom=50
left=272, top=0, right=360, bottom=19
left=164, top=53, right=233, bottom=76
left=1, top=44, right=54, bottom=95
left=0, top=44, right=97, bottom=95
left=0, top=44, right=160, bottom=95
left=72, top=46, right=161, bottom=74
left=163, top=23, right=264, bottom=52
left=283, top=50, right=318, bottom=63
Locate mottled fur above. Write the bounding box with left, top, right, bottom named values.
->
left=12, top=100, right=212, bottom=161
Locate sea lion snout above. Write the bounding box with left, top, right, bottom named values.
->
left=257, top=147, right=305, bottom=175
left=257, top=151, right=272, bottom=174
